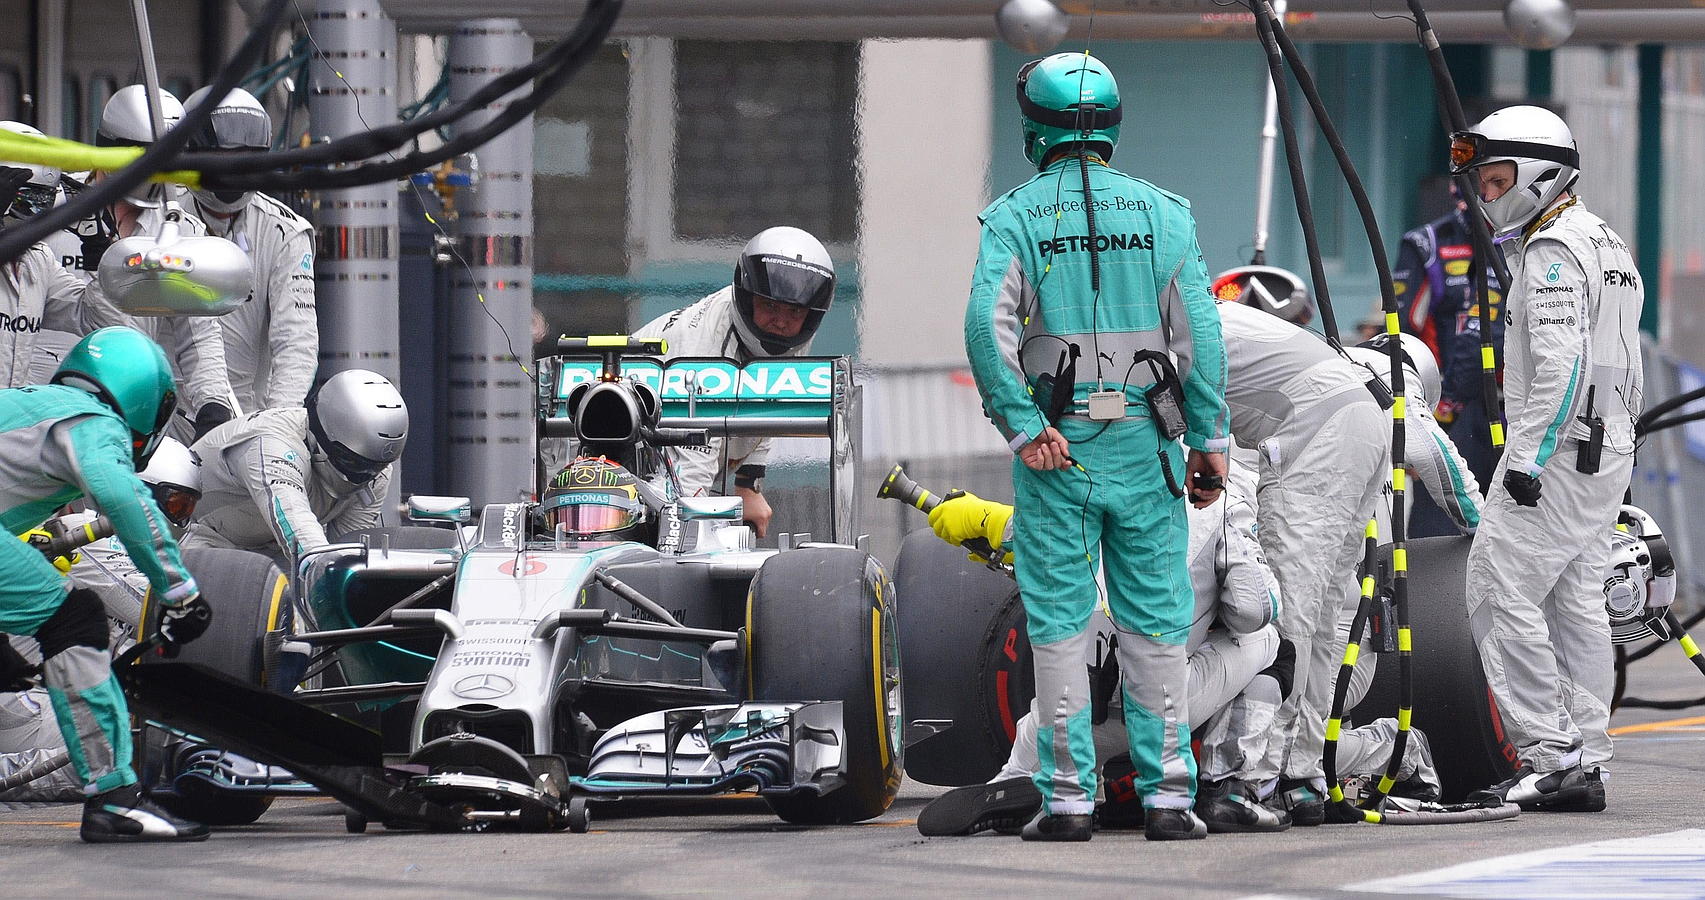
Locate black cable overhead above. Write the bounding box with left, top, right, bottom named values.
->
left=0, top=0, right=293, bottom=264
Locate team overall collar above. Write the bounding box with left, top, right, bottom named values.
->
left=1521, top=195, right=1579, bottom=245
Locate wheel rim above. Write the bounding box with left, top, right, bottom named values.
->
left=881, top=598, right=903, bottom=763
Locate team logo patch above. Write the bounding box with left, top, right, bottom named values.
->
left=1439, top=244, right=1474, bottom=260
left=300, top=252, right=314, bottom=272
left=1444, top=260, right=1470, bottom=277
left=1546, top=262, right=1563, bottom=283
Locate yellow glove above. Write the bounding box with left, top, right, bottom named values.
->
left=927, top=493, right=1014, bottom=555
left=19, top=529, right=77, bottom=575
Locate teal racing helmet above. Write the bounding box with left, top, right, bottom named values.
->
left=51, top=326, right=178, bottom=467
left=1018, top=52, right=1122, bottom=168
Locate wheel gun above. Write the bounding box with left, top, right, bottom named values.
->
left=875, top=464, right=1011, bottom=575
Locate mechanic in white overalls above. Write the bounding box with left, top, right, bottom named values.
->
left=181, top=369, right=408, bottom=573
left=632, top=226, right=835, bottom=537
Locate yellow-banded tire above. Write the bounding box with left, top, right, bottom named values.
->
left=140, top=547, right=290, bottom=689
left=747, top=547, right=903, bottom=824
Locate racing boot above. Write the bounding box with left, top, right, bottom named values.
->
left=1144, top=807, right=1208, bottom=841
left=1195, top=778, right=1290, bottom=833
left=1020, top=810, right=1093, bottom=842
left=1276, top=777, right=1326, bottom=827
left=917, top=776, right=1042, bottom=836
left=1528, top=767, right=1607, bottom=813
left=1467, top=763, right=1593, bottom=810
left=81, top=783, right=211, bottom=843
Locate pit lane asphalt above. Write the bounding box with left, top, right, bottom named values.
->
left=3, top=651, right=1703, bottom=898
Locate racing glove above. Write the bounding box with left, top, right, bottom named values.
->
left=157, top=593, right=212, bottom=658
left=192, top=402, right=234, bottom=442
left=19, top=528, right=77, bottom=574
left=1503, top=470, right=1542, bottom=508
left=928, top=493, right=1014, bottom=563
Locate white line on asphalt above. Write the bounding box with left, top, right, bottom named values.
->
left=1344, top=828, right=1705, bottom=898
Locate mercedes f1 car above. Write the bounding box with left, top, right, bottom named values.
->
left=133, top=339, right=901, bottom=832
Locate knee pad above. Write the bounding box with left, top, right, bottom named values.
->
left=1259, top=636, right=1297, bottom=700
left=36, top=588, right=109, bottom=659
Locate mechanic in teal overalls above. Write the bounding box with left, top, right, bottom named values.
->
left=0, top=327, right=211, bottom=842
left=964, top=52, right=1229, bottom=842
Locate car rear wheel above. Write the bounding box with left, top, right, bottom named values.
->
left=747, top=547, right=902, bottom=824
left=893, top=528, right=1031, bottom=786
left=1349, top=535, right=1517, bottom=801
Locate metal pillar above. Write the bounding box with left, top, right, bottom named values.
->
left=309, top=0, right=402, bottom=387
left=446, top=19, right=536, bottom=506
left=1636, top=43, right=1663, bottom=339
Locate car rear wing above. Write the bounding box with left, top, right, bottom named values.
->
left=538, top=346, right=863, bottom=544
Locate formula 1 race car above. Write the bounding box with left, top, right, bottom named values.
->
left=132, top=339, right=900, bottom=833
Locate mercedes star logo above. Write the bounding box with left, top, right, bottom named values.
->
left=452, top=673, right=515, bottom=700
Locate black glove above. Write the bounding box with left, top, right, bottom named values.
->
left=78, top=231, right=113, bottom=272
left=0, top=636, right=41, bottom=692
left=1504, top=470, right=1542, bottom=507
left=192, top=402, right=234, bottom=442
left=157, top=594, right=212, bottom=658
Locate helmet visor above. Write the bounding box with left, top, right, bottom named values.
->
left=6, top=183, right=56, bottom=219
left=544, top=493, right=641, bottom=536
left=323, top=438, right=390, bottom=484
left=150, top=482, right=199, bottom=526
left=744, top=255, right=834, bottom=313
left=1449, top=130, right=1581, bottom=176
left=190, top=108, right=271, bottom=152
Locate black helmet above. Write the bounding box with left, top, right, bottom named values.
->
left=541, top=457, right=649, bottom=543
left=731, top=226, right=835, bottom=355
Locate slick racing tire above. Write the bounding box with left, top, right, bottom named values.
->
left=748, top=547, right=903, bottom=824
left=333, top=525, right=461, bottom=550
left=893, top=528, right=1031, bottom=786
left=1349, top=535, right=1517, bottom=802
left=141, top=548, right=291, bottom=689
left=138, top=548, right=289, bottom=826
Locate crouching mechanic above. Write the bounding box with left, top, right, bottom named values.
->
left=1452, top=106, right=1643, bottom=811
left=916, top=467, right=1289, bottom=836
left=1, top=437, right=201, bottom=803
left=181, top=369, right=408, bottom=572
left=967, top=52, right=1229, bottom=842
left=0, top=327, right=211, bottom=841
left=632, top=226, right=835, bottom=537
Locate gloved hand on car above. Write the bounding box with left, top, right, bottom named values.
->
left=157, top=592, right=212, bottom=658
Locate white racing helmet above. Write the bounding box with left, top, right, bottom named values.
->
left=730, top=226, right=835, bottom=356
left=1346, top=332, right=1442, bottom=408
left=307, top=369, right=409, bottom=485
left=182, top=86, right=271, bottom=215
left=1605, top=505, right=1678, bottom=645
left=139, top=436, right=203, bottom=527
left=1449, top=105, right=1579, bottom=236
left=0, top=121, right=61, bottom=222
left=96, top=85, right=185, bottom=209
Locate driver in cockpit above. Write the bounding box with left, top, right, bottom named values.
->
left=539, top=456, right=657, bottom=546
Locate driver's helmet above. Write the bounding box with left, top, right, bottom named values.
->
left=542, top=456, right=649, bottom=542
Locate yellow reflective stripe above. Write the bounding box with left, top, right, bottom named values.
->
left=1490, top=422, right=1506, bottom=446
left=1385, top=312, right=1399, bottom=334
left=1482, top=345, right=1496, bottom=368
left=1397, top=627, right=1412, bottom=652
left=1377, top=774, right=1396, bottom=794
left=913, top=490, right=931, bottom=510
left=1682, top=635, right=1701, bottom=658
left=1342, top=644, right=1360, bottom=667
left=1361, top=576, right=1375, bottom=598
left=1393, top=548, right=1407, bottom=572
left=1393, top=396, right=1406, bottom=420
left=1329, top=785, right=1346, bottom=802
left=586, top=335, right=630, bottom=346
left=1393, top=468, right=1407, bottom=493
left=1326, top=718, right=1342, bottom=741
left=1397, top=707, right=1412, bottom=730
left=1364, top=519, right=1378, bottom=539
left=1364, top=809, right=1384, bottom=823
left=872, top=607, right=890, bottom=769
left=83, top=522, right=98, bottom=542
